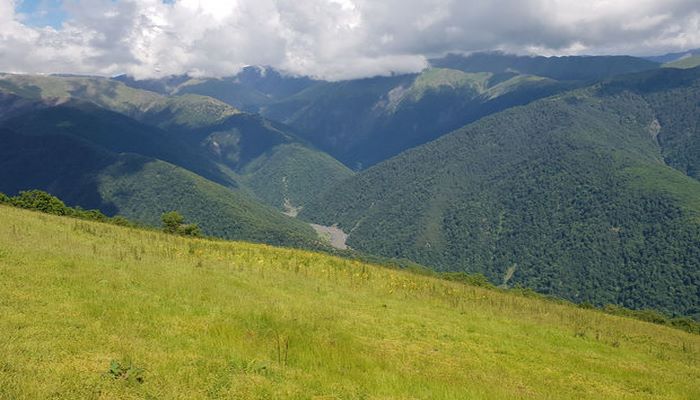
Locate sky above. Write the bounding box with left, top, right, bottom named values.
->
left=1, top=0, right=699, bottom=80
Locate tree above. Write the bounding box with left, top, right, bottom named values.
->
left=11, top=190, right=67, bottom=215
left=161, top=211, right=184, bottom=234
left=161, top=211, right=202, bottom=237
left=0, top=192, right=9, bottom=204
left=179, top=223, right=202, bottom=237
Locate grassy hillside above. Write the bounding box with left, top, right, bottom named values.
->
left=301, top=68, right=700, bottom=318
left=0, top=73, right=239, bottom=129
left=0, top=205, right=698, bottom=399
left=663, top=56, right=700, bottom=70
left=96, top=156, right=319, bottom=246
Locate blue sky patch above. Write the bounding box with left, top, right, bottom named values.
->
left=16, top=0, right=67, bottom=29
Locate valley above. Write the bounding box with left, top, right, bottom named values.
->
left=2, top=2, right=700, bottom=395
left=2, top=54, right=700, bottom=323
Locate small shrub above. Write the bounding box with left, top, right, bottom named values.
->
left=670, top=317, right=700, bottom=334
left=108, top=360, right=144, bottom=384
left=441, top=272, right=494, bottom=288
left=110, top=215, right=132, bottom=227
left=180, top=223, right=202, bottom=237
left=579, top=301, right=595, bottom=309
left=71, top=208, right=109, bottom=222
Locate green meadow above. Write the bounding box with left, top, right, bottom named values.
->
left=0, top=205, right=698, bottom=399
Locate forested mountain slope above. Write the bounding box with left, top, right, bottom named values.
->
left=0, top=73, right=352, bottom=213
left=262, top=68, right=573, bottom=168
left=301, top=67, right=700, bottom=318
left=0, top=123, right=319, bottom=247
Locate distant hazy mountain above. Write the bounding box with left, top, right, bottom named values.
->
left=111, top=74, right=191, bottom=95
left=112, top=53, right=660, bottom=169
left=301, top=66, right=700, bottom=318
left=114, top=66, right=320, bottom=112
left=260, top=69, right=578, bottom=168
left=643, top=48, right=700, bottom=64
left=664, top=56, right=700, bottom=70
left=261, top=52, right=659, bottom=168
left=430, top=52, right=660, bottom=81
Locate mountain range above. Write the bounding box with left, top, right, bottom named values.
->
left=301, top=66, right=700, bottom=318
left=2, top=51, right=699, bottom=319
left=0, top=73, right=351, bottom=246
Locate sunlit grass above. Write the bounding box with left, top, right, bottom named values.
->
left=0, top=205, right=698, bottom=399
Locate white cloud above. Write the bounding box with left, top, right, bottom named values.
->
left=0, top=0, right=699, bottom=80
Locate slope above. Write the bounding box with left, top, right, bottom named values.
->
left=162, top=112, right=354, bottom=210
left=301, top=67, right=700, bottom=318
left=0, top=73, right=239, bottom=129
left=0, top=205, right=698, bottom=399
left=646, top=48, right=700, bottom=64
left=263, top=68, right=572, bottom=168
left=172, top=66, right=320, bottom=112
left=0, top=101, right=233, bottom=186
left=0, top=125, right=318, bottom=247
left=431, top=51, right=660, bottom=81
left=664, top=56, right=700, bottom=70
left=0, top=73, right=353, bottom=211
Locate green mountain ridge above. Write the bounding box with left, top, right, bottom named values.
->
left=431, top=52, right=660, bottom=81
left=112, top=53, right=659, bottom=169
left=301, top=67, right=700, bottom=318
left=0, top=73, right=240, bottom=129
left=261, top=67, right=574, bottom=168
left=0, top=73, right=353, bottom=215
left=663, top=55, right=700, bottom=70
left=0, top=125, right=319, bottom=247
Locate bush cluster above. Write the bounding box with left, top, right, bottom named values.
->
left=161, top=211, right=202, bottom=237
left=1, top=190, right=138, bottom=227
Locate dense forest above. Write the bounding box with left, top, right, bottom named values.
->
left=301, top=67, right=700, bottom=318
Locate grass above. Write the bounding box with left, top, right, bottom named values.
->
left=407, top=69, right=492, bottom=99
left=663, top=56, right=700, bottom=70
left=0, top=205, right=698, bottom=399
left=0, top=74, right=239, bottom=129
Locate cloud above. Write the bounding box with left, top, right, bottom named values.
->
left=0, top=0, right=699, bottom=80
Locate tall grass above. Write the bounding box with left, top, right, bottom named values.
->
left=0, top=205, right=698, bottom=399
